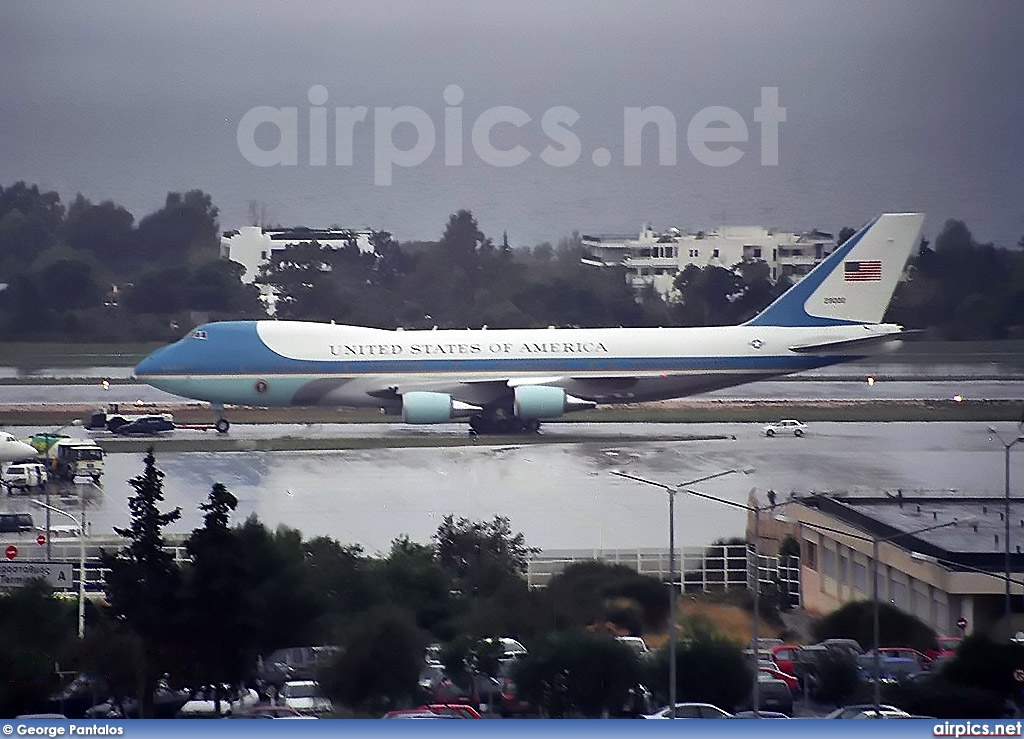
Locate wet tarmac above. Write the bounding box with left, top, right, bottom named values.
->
left=3, top=377, right=1023, bottom=405
left=3, top=421, right=1019, bottom=556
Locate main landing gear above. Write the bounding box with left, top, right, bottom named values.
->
left=468, top=415, right=542, bottom=435
left=211, top=404, right=230, bottom=434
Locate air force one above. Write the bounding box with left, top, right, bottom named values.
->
left=135, top=212, right=924, bottom=434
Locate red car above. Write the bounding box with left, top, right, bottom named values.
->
left=383, top=704, right=482, bottom=719
left=759, top=666, right=801, bottom=694
left=770, top=645, right=801, bottom=675
left=925, top=636, right=962, bottom=660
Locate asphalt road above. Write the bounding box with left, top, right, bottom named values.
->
left=3, top=421, right=1018, bottom=556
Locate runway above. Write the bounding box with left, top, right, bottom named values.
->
left=3, top=421, right=1018, bottom=556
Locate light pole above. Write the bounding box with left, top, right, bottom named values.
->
left=32, top=499, right=86, bottom=639
left=612, top=468, right=754, bottom=717
left=782, top=514, right=969, bottom=716
left=988, top=424, right=1024, bottom=626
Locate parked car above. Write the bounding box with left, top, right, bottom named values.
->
left=759, top=666, right=801, bottom=694
left=383, top=704, right=482, bottom=719
left=737, top=672, right=794, bottom=716
left=864, top=647, right=933, bottom=671
left=615, top=636, right=651, bottom=659
left=641, top=702, right=732, bottom=719
left=177, top=686, right=259, bottom=717
left=826, top=704, right=910, bottom=719
left=113, top=415, right=175, bottom=435
left=2, top=462, right=48, bottom=492
left=925, top=636, right=962, bottom=660
left=763, top=420, right=807, bottom=437
left=731, top=710, right=790, bottom=719
left=0, top=512, right=35, bottom=533
left=230, top=705, right=309, bottom=719
left=279, top=680, right=333, bottom=716
left=258, top=645, right=341, bottom=686
left=819, top=638, right=864, bottom=656
left=769, top=644, right=801, bottom=675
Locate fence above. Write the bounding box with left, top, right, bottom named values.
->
left=527, top=544, right=801, bottom=600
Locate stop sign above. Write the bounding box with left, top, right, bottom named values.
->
left=4, top=545, right=17, bottom=560
left=957, top=617, right=968, bottom=631
left=36, top=533, right=46, bottom=546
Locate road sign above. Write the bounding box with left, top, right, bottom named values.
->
left=4, top=545, right=17, bottom=561
left=957, top=617, right=968, bottom=630
left=36, top=534, right=46, bottom=546
left=0, top=561, right=73, bottom=589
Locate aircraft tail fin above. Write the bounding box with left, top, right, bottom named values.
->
left=745, top=212, right=924, bottom=327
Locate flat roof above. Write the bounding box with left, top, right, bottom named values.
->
left=799, top=491, right=1024, bottom=572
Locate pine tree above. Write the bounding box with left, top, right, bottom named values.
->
left=101, top=449, right=182, bottom=718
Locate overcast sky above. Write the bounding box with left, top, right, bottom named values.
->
left=2, top=1, right=1022, bottom=246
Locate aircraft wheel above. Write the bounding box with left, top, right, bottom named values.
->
left=215, top=418, right=230, bottom=434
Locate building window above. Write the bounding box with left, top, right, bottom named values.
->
left=839, top=553, right=848, bottom=585
left=712, top=249, right=720, bottom=258
left=752, top=247, right=761, bottom=258
left=689, top=249, right=699, bottom=258
left=853, top=561, right=867, bottom=593
left=260, top=250, right=268, bottom=260
left=822, top=547, right=837, bottom=579
left=804, top=540, right=817, bottom=570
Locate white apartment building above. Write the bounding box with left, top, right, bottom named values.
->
left=581, top=223, right=836, bottom=299
left=220, top=226, right=375, bottom=313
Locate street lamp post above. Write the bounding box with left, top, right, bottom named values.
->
left=988, top=425, right=1024, bottom=626
left=32, top=499, right=86, bottom=639
left=612, top=468, right=755, bottom=717
left=784, top=515, right=968, bottom=716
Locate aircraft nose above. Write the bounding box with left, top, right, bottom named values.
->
left=134, top=344, right=174, bottom=378
left=14, top=440, right=36, bottom=459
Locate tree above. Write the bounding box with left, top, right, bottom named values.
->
left=135, top=190, right=219, bottom=266
left=100, top=449, right=182, bottom=718
left=512, top=632, right=642, bottom=717
left=0, top=581, right=78, bottom=717
left=644, top=629, right=752, bottom=711
left=837, top=227, right=857, bottom=246
left=321, top=605, right=425, bottom=714
left=811, top=600, right=937, bottom=653
left=63, top=194, right=135, bottom=262
left=380, top=536, right=455, bottom=636
left=178, top=483, right=258, bottom=712
left=41, top=259, right=103, bottom=311
left=0, top=181, right=64, bottom=266
left=543, top=561, right=668, bottom=634
left=433, top=515, right=536, bottom=598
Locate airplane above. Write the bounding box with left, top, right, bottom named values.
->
left=134, top=212, right=924, bottom=434
left=0, top=431, right=38, bottom=462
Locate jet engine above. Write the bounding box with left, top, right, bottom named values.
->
left=513, top=385, right=595, bottom=420
left=401, top=391, right=482, bottom=424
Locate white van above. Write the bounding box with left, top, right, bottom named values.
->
left=1, top=462, right=48, bottom=492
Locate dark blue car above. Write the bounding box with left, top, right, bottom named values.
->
left=114, top=416, right=175, bottom=435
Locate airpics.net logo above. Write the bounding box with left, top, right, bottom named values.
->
left=236, top=85, right=786, bottom=185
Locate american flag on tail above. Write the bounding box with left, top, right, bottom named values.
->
left=844, top=260, right=882, bottom=282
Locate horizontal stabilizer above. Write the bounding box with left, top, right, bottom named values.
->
left=788, top=328, right=904, bottom=354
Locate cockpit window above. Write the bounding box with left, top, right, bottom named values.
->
left=190, top=330, right=208, bottom=340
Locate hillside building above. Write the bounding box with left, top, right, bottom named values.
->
left=581, top=224, right=837, bottom=299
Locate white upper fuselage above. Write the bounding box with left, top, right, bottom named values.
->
left=134, top=320, right=902, bottom=410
